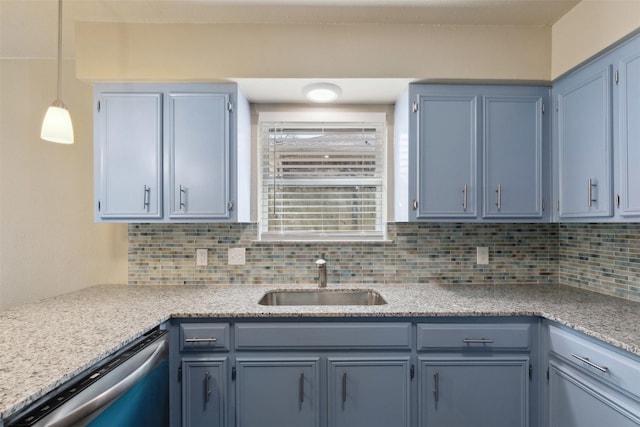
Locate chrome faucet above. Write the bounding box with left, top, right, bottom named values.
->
left=316, top=253, right=327, bottom=288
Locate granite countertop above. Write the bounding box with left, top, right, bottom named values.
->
left=1, top=282, right=640, bottom=421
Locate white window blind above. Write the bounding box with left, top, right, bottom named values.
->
left=259, top=118, right=386, bottom=241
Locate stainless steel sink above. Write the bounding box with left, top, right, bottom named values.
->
left=258, top=289, right=387, bottom=306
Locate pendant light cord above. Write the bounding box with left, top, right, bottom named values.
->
left=56, top=0, right=63, bottom=105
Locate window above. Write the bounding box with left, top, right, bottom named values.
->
left=259, top=112, right=387, bottom=241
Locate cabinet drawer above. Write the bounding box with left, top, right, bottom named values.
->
left=180, top=323, right=230, bottom=351
left=235, top=322, right=412, bottom=350
left=417, top=323, right=531, bottom=351
left=548, top=325, right=640, bottom=398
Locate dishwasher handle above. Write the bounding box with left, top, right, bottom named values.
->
left=47, top=336, right=168, bottom=427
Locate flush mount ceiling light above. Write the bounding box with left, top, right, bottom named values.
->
left=41, top=0, right=74, bottom=144
left=303, top=83, right=342, bottom=103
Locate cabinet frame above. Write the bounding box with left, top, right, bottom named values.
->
left=181, top=357, right=229, bottom=427
left=554, top=63, right=613, bottom=220
left=417, top=356, right=530, bottom=427
left=399, top=83, right=550, bottom=223
left=94, top=82, right=250, bottom=223
left=94, top=91, right=164, bottom=220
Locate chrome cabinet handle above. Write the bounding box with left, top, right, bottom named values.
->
left=434, top=371, right=439, bottom=403
left=571, top=353, right=609, bottom=373
left=412, top=199, right=418, bottom=210
left=588, top=179, right=597, bottom=207
left=496, top=184, right=501, bottom=210
left=299, top=372, right=305, bottom=404
left=342, top=371, right=347, bottom=408
left=462, top=184, right=468, bottom=210
left=143, top=185, right=151, bottom=209
left=185, top=337, right=217, bottom=343
left=463, top=338, right=495, bottom=344
left=204, top=371, right=211, bottom=402
left=179, top=185, right=186, bottom=209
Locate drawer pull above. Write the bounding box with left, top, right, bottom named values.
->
left=185, top=337, right=218, bottom=343
left=463, top=338, right=494, bottom=344
left=434, top=371, right=440, bottom=403
left=571, top=353, right=609, bottom=373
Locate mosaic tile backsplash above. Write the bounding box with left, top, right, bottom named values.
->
left=129, top=223, right=558, bottom=287
left=129, top=222, right=640, bottom=302
left=559, top=223, right=640, bottom=301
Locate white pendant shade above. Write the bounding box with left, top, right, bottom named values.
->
left=41, top=0, right=73, bottom=145
left=41, top=105, right=74, bottom=144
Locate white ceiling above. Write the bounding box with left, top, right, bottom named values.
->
left=0, top=0, right=581, bottom=103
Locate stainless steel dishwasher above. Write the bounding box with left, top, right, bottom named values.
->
left=6, top=329, right=169, bottom=427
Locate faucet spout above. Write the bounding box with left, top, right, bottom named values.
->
left=316, top=253, right=327, bottom=288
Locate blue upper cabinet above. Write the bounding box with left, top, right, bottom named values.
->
left=554, top=60, right=613, bottom=220
left=168, top=93, right=230, bottom=220
left=483, top=92, right=546, bottom=219
left=397, top=84, right=549, bottom=222
left=94, top=83, right=250, bottom=223
left=616, top=40, right=640, bottom=218
left=416, top=92, right=478, bottom=219
left=94, top=93, right=163, bottom=220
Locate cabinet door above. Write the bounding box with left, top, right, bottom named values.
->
left=548, top=361, right=640, bottom=427
left=556, top=64, right=613, bottom=218
left=483, top=95, right=544, bottom=218
left=182, top=358, right=228, bottom=427
left=96, top=93, right=162, bottom=219
left=618, top=50, right=640, bottom=216
left=236, top=358, right=320, bottom=427
left=328, top=357, right=410, bottom=427
left=418, top=356, right=529, bottom=427
left=168, top=93, right=230, bottom=219
left=416, top=94, right=478, bottom=218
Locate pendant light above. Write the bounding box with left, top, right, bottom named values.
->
left=41, top=0, right=74, bottom=144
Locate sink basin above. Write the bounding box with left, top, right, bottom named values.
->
left=258, top=289, right=387, bottom=306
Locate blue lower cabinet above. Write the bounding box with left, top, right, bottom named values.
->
left=327, top=357, right=411, bottom=427
left=418, top=356, right=530, bottom=427
left=235, top=357, right=321, bottom=427
left=548, top=360, right=640, bottom=427
left=181, top=358, right=228, bottom=427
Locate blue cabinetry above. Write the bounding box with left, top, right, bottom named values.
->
left=168, top=93, right=231, bottom=219
left=544, top=322, right=640, bottom=426
left=483, top=95, right=545, bottom=218
left=554, top=60, right=613, bottom=219
left=236, top=358, right=320, bottom=427
left=397, top=84, right=549, bottom=222
left=94, top=92, right=163, bottom=220
left=170, top=318, right=543, bottom=427
left=94, top=83, right=250, bottom=223
left=415, top=92, right=478, bottom=218
left=418, top=357, right=529, bottom=427
left=416, top=321, right=534, bottom=427
left=328, top=357, right=410, bottom=427
left=616, top=40, right=640, bottom=217
left=551, top=32, right=640, bottom=222
left=181, top=358, right=228, bottom=427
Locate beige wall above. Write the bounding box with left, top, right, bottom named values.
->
left=0, top=57, right=128, bottom=310
left=552, top=0, right=640, bottom=79
left=76, top=22, right=551, bottom=81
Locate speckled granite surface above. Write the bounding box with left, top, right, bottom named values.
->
left=1, top=282, right=639, bottom=420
